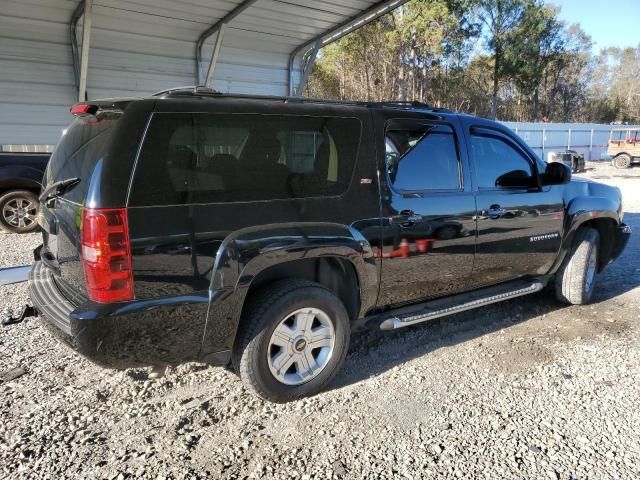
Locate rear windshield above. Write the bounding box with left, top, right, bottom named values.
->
left=128, top=113, right=361, bottom=206
left=46, top=115, right=119, bottom=203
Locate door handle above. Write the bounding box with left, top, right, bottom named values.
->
left=390, top=210, right=422, bottom=225
left=486, top=205, right=506, bottom=219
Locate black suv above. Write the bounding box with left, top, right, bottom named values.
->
left=29, top=88, right=630, bottom=402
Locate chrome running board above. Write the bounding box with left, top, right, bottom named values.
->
left=378, top=280, right=544, bottom=331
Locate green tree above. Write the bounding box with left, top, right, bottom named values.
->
left=505, top=1, right=565, bottom=120
left=306, top=0, right=630, bottom=124
left=475, top=0, right=528, bottom=118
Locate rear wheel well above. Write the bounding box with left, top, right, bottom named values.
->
left=0, top=178, right=42, bottom=195
left=244, top=258, right=361, bottom=323
left=580, top=218, right=617, bottom=270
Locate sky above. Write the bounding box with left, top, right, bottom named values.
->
left=552, top=0, right=640, bottom=51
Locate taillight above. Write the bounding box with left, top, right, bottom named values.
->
left=81, top=208, right=134, bottom=303
left=70, top=104, right=98, bottom=117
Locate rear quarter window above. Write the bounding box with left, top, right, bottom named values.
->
left=128, top=113, right=361, bottom=206
left=47, top=116, right=119, bottom=203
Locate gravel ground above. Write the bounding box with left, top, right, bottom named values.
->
left=1, top=161, right=639, bottom=479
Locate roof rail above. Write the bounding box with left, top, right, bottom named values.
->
left=147, top=88, right=455, bottom=114
left=285, top=97, right=440, bottom=111
left=151, top=85, right=220, bottom=97
left=368, top=101, right=433, bottom=109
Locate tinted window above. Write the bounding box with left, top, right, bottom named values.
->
left=129, top=113, right=360, bottom=206
left=47, top=115, right=119, bottom=203
left=470, top=133, right=535, bottom=189
left=385, top=124, right=460, bottom=191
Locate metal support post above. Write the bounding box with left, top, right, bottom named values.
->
left=205, top=23, right=226, bottom=87
left=78, top=0, right=93, bottom=102
left=195, top=0, right=261, bottom=84
left=296, top=39, right=322, bottom=96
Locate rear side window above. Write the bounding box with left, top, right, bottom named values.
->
left=385, top=123, right=461, bottom=191
left=129, top=113, right=361, bottom=206
left=47, top=116, right=119, bottom=203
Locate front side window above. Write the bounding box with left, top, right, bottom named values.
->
left=129, top=113, right=360, bottom=206
left=385, top=123, right=461, bottom=191
left=470, top=133, right=536, bottom=189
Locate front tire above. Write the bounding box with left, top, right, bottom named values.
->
left=555, top=227, right=599, bottom=305
left=0, top=190, right=39, bottom=233
left=233, top=279, right=350, bottom=402
left=614, top=154, right=631, bottom=169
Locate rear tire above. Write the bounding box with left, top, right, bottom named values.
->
left=614, top=154, right=631, bottom=169
left=233, top=279, right=350, bottom=402
left=0, top=190, right=39, bottom=234
left=555, top=227, right=599, bottom=305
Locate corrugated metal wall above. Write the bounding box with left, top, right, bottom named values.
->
left=0, top=0, right=77, bottom=147
left=1, top=0, right=394, bottom=147
left=502, top=122, right=640, bottom=161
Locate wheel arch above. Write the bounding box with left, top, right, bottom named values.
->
left=580, top=217, right=618, bottom=271
left=244, top=256, right=362, bottom=324
left=551, top=196, right=621, bottom=274
left=200, top=222, right=378, bottom=357
left=0, top=163, right=45, bottom=195
left=0, top=178, right=43, bottom=196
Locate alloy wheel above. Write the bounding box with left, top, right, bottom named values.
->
left=2, top=197, right=37, bottom=230
left=267, top=307, right=335, bottom=386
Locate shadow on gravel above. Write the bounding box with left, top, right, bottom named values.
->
left=330, top=291, right=565, bottom=390
left=330, top=212, right=639, bottom=391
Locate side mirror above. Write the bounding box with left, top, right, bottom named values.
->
left=495, top=169, right=534, bottom=188
left=542, top=162, right=572, bottom=186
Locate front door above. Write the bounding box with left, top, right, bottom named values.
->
left=377, top=116, right=476, bottom=308
left=465, top=124, right=564, bottom=287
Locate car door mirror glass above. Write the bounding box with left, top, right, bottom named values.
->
left=542, top=161, right=572, bottom=186
left=495, top=169, right=534, bottom=188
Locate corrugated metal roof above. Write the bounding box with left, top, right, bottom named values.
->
left=0, top=0, right=407, bottom=145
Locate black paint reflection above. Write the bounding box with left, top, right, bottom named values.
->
left=377, top=193, right=477, bottom=307
left=473, top=189, right=565, bottom=286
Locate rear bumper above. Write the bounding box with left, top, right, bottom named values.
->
left=28, top=259, right=75, bottom=335
left=28, top=260, right=231, bottom=369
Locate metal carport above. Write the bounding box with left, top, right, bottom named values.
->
left=0, top=0, right=408, bottom=148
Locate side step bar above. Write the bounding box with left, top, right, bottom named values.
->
left=375, top=280, right=545, bottom=331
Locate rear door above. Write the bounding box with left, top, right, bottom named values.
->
left=464, top=122, right=564, bottom=287
left=376, top=113, right=476, bottom=308
left=126, top=100, right=381, bottom=356
left=39, top=114, right=121, bottom=296
left=126, top=100, right=381, bottom=300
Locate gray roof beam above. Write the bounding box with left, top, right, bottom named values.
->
left=195, top=0, right=261, bottom=85
left=288, top=0, right=410, bottom=95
